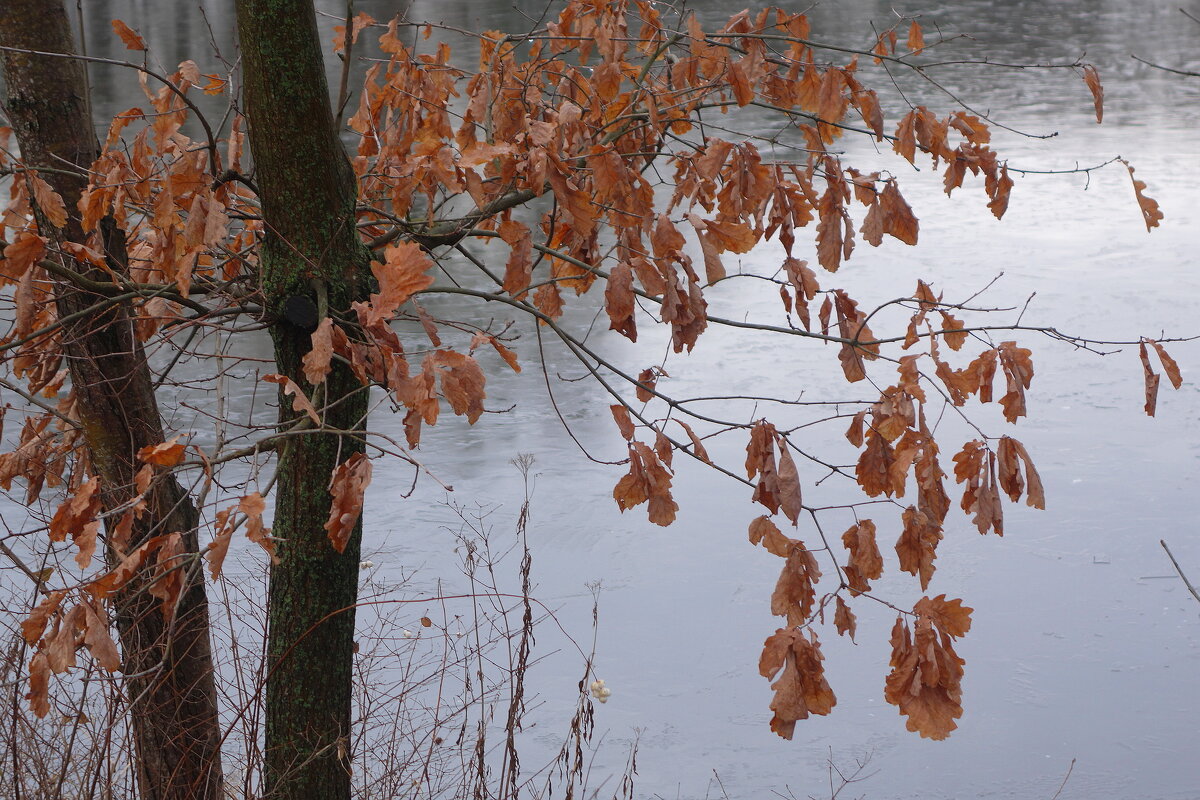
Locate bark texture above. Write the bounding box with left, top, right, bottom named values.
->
left=235, top=1, right=371, bottom=797
left=0, top=3, right=223, bottom=799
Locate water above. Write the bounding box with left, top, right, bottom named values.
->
left=10, top=1, right=1200, bottom=797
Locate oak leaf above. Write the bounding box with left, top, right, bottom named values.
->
left=759, top=628, right=837, bottom=739
left=996, top=436, right=1045, bottom=509
left=111, top=19, right=147, bottom=50
left=1148, top=340, right=1183, bottom=389
left=147, top=533, right=185, bottom=619
left=612, top=442, right=677, bottom=526
left=28, top=172, right=68, bottom=229
left=1139, top=341, right=1161, bottom=417
left=635, top=367, right=658, bottom=403
left=914, top=594, right=973, bottom=638
left=430, top=350, right=486, bottom=423
left=240, top=492, right=276, bottom=562
left=883, top=609, right=966, bottom=740
left=1081, top=64, right=1103, bottom=123
left=365, top=241, right=436, bottom=325
left=302, top=318, right=335, bottom=386
left=895, top=506, right=943, bottom=590
left=1122, top=160, right=1163, bottom=231
left=997, top=341, right=1034, bottom=423
left=833, top=596, right=857, bottom=641
left=842, top=520, right=883, bottom=589
left=609, top=404, right=636, bottom=440
left=499, top=219, right=533, bottom=296
left=605, top=262, right=638, bottom=341
left=27, top=652, right=50, bottom=718
left=674, top=419, right=711, bottom=463
left=1, top=231, right=46, bottom=285
left=21, top=590, right=66, bottom=645
left=987, top=163, right=1013, bottom=220
left=138, top=435, right=187, bottom=467
left=776, top=437, right=804, bottom=525
left=855, top=433, right=895, bottom=497
left=49, top=477, right=101, bottom=556
left=263, top=374, right=321, bottom=424
left=81, top=599, right=121, bottom=672
left=771, top=545, right=822, bottom=626
left=325, top=452, right=372, bottom=554
left=906, top=21, right=925, bottom=53
left=469, top=332, right=521, bottom=373
left=748, top=515, right=796, bottom=558
left=206, top=506, right=235, bottom=580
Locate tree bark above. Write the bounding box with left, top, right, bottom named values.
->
left=234, top=1, right=371, bottom=797
left=0, top=3, right=223, bottom=799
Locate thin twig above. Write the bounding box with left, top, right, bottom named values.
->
left=1160, top=540, right=1200, bottom=604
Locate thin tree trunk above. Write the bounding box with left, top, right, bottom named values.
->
left=234, top=1, right=371, bottom=797
left=0, top=3, right=223, bottom=799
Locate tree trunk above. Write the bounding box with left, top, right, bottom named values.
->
left=0, top=3, right=223, bottom=799
left=234, top=1, right=371, bottom=797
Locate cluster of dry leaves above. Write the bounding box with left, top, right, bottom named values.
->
left=0, top=0, right=1180, bottom=739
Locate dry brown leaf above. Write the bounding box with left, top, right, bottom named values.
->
left=878, top=181, right=919, bottom=245
left=1148, top=340, right=1183, bottom=390
left=27, top=651, right=50, bottom=718
left=996, top=436, right=1045, bottom=509
left=499, top=218, right=533, bottom=296
left=987, top=163, right=1013, bottom=219
left=81, top=599, right=121, bottom=671
left=21, top=590, right=66, bottom=645
left=997, top=341, right=1034, bottom=423
left=612, top=442, right=677, bottom=526
left=939, top=311, right=967, bottom=350
left=883, top=611, right=966, bottom=740
left=49, top=477, right=101, bottom=545
left=775, top=436, right=804, bottom=526
left=325, top=452, right=372, bottom=553
left=90, top=534, right=170, bottom=598
left=771, top=545, right=822, bottom=626
left=748, top=515, right=796, bottom=558
left=28, top=172, right=68, bottom=229
left=365, top=241, right=436, bottom=325
left=302, top=318, right=335, bottom=386
left=1122, top=160, right=1163, bottom=231
left=746, top=420, right=782, bottom=515
left=430, top=350, right=486, bottom=423
left=906, top=21, right=925, bottom=53
left=856, top=433, right=895, bottom=497
left=263, top=374, right=321, bottom=424
left=842, top=520, right=883, bottom=585
left=138, top=435, right=187, bottom=467
left=240, top=492, right=276, bottom=562
left=1140, top=341, right=1160, bottom=417
left=609, top=404, right=636, bottom=440
left=844, top=409, right=866, bottom=447
left=147, top=533, right=185, bottom=619
left=833, top=595, right=857, bottom=641
left=206, top=506, right=235, bottom=580
left=605, top=262, right=637, bottom=341
left=759, top=628, right=837, bottom=739
left=915, top=594, right=973, bottom=638
left=895, top=505, right=942, bottom=590
left=1, top=231, right=46, bottom=285
left=674, top=419, right=711, bottom=463
left=1081, top=64, right=1103, bottom=123
left=469, top=332, right=521, bottom=374
left=111, top=19, right=147, bottom=50
left=635, top=367, right=658, bottom=403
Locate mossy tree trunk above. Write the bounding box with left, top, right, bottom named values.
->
left=0, top=2, right=223, bottom=799
left=234, top=1, right=372, bottom=798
